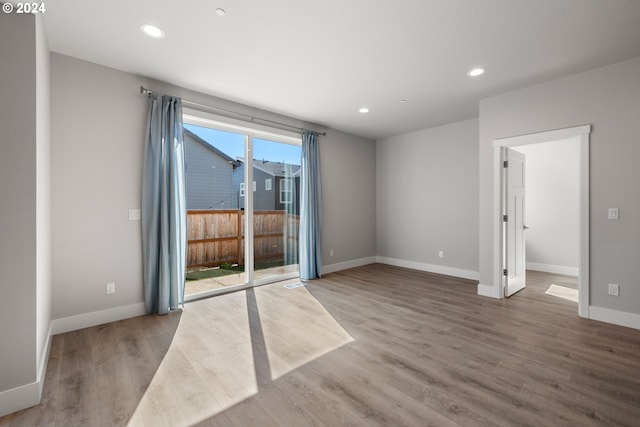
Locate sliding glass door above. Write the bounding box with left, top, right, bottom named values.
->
left=252, top=138, right=301, bottom=285
left=182, top=117, right=301, bottom=299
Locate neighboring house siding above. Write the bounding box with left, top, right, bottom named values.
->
left=253, top=169, right=275, bottom=211
left=184, top=132, right=234, bottom=210
left=233, top=160, right=301, bottom=212
left=235, top=167, right=276, bottom=211
left=231, top=163, right=244, bottom=210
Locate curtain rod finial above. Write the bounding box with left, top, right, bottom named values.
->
left=140, top=86, right=152, bottom=97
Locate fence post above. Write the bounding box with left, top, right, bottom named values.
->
left=237, top=210, right=243, bottom=266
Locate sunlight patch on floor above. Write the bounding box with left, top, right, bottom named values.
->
left=128, top=291, right=258, bottom=426
left=545, top=284, right=578, bottom=302
left=256, top=284, right=354, bottom=381
left=128, top=281, right=353, bottom=426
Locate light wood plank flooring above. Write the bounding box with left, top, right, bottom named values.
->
left=2, top=264, right=640, bottom=426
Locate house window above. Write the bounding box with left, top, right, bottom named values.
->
left=265, top=179, right=272, bottom=191
left=280, top=178, right=292, bottom=204
left=240, top=181, right=256, bottom=197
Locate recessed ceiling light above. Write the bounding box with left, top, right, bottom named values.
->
left=468, top=67, right=485, bottom=77
left=215, top=8, right=226, bottom=16
left=359, top=107, right=370, bottom=114
left=141, top=24, right=165, bottom=39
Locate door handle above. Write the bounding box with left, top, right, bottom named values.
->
left=523, top=225, right=530, bottom=230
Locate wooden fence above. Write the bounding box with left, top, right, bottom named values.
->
left=186, top=210, right=299, bottom=269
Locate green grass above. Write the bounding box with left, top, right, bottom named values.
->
left=185, top=267, right=239, bottom=281
left=186, top=259, right=290, bottom=281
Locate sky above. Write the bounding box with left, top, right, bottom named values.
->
left=184, top=123, right=301, bottom=165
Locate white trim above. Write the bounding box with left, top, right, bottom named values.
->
left=589, top=306, right=640, bottom=331
left=183, top=112, right=302, bottom=146
left=376, top=256, right=479, bottom=281
left=51, top=303, right=146, bottom=335
left=321, top=257, right=377, bottom=275
left=493, top=125, right=591, bottom=147
left=244, top=135, right=254, bottom=284
left=492, top=146, right=503, bottom=298
left=0, top=323, right=52, bottom=417
left=491, top=125, right=591, bottom=319
left=526, top=262, right=578, bottom=277
left=478, top=283, right=501, bottom=298
left=0, top=380, right=41, bottom=418
left=37, top=322, right=53, bottom=397
left=577, top=132, right=590, bottom=318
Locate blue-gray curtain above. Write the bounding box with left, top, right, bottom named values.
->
left=141, top=93, right=187, bottom=314
left=299, top=129, right=322, bottom=280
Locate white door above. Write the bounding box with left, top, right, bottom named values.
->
left=505, top=149, right=527, bottom=297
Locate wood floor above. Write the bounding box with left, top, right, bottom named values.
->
left=2, top=264, right=640, bottom=426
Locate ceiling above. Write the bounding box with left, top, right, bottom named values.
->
left=42, top=0, right=640, bottom=140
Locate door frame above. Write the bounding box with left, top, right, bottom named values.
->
left=182, top=112, right=302, bottom=301
left=492, top=125, right=590, bottom=317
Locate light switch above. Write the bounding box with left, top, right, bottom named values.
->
left=128, top=209, right=141, bottom=221
left=608, top=208, right=619, bottom=220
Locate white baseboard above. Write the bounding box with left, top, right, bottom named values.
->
left=37, top=322, right=53, bottom=398
left=589, top=306, right=640, bottom=331
left=322, top=256, right=377, bottom=275
left=52, top=302, right=146, bottom=335
left=527, top=262, right=578, bottom=276
left=0, top=380, right=41, bottom=418
left=477, top=283, right=501, bottom=299
left=376, top=256, right=479, bottom=281
left=0, top=322, right=52, bottom=418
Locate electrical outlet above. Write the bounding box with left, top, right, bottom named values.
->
left=438, top=250, right=444, bottom=259
left=608, top=283, right=619, bottom=297
left=329, top=249, right=334, bottom=257
left=106, top=282, right=115, bottom=294
left=128, top=209, right=141, bottom=221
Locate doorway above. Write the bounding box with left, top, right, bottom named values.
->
left=493, top=125, right=590, bottom=317
left=182, top=114, right=302, bottom=300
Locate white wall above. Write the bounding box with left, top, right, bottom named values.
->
left=513, top=139, right=579, bottom=275
left=479, top=57, right=640, bottom=322
left=0, top=13, right=51, bottom=416
left=50, top=53, right=377, bottom=325
left=376, top=118, right=479, bottom=279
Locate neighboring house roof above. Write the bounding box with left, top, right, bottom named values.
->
left=236, top=158, right=301, bottom=177
left=183, top=128, right=241, bottom=167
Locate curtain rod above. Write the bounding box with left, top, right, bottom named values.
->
left=140, top=86, right=326, bottom=136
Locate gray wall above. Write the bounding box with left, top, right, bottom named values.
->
left=376, top=119, right=479, bottom=275
left=184, top=133, right=234, bottom=210
left=513, top=139, right=579, bottom=272
left=50, top=53, right=377, bottom=321
left=0, top=13, right=51, bottom=414
left=322, top=130, right=377, bottom=266
left=479, top=57, right=640, bottom=314
left=51, top=54, right=147, bottom=319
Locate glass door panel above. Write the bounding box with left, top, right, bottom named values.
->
left=251, top=138, right=301, bottom=284
left=183, top=124, right=248, bottom=298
